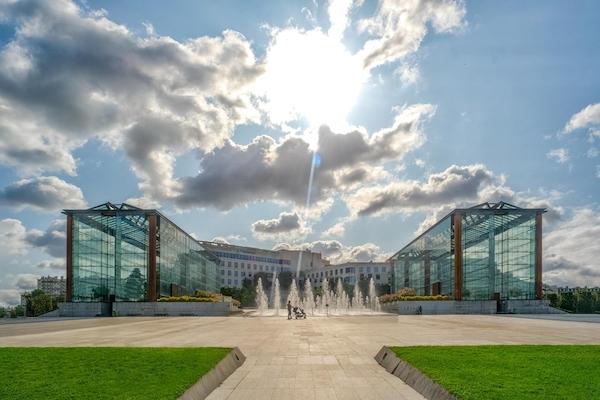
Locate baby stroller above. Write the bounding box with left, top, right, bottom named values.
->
left=293, top=306, right=307, bottom=319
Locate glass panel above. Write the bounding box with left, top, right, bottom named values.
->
left=71, top=212, right=148, bottom=302
left=157, top=218, right=219, bottom=297
left=393, top=216, right=454, bottom=297
left=462, top=212, right=536, bottom=300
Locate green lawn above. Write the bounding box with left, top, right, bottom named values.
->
left=391, top=345, right=600, bottom=400
left=0, top=347, right=231, bottom=400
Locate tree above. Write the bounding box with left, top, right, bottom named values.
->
left=546, top=293, right=559, bottom=307
left=253, top=272, right=272, bottom=292
left=278, top=271, right=293, bottom=290
left=10, top=305, right=25, bottom=318
left=0, top=307, right=6, bottom=318
left=220, top=287, right=242, bottom=302
left=240, top=278, right=256, bottom=307
left=24, top=289, right=55, bottom=317
left=376, top=283, right=391, bottom=296
left=558, top=292, right=575, bottom=312
left=124, top=268, right=146, bottom=300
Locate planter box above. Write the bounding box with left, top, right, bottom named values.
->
left=381, top=300, right=496, bottom=315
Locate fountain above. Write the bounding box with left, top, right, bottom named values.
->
left=287, top=278, right=301, bottom=308
left=303, top=279, right=315, bottom=315
left=253, top=274, right=382, bottom=316
left=255, top=277, right=268, bottom=314
left=273, top=277, right=281, bottom=316
left=368, top=277, right=378, bottom=312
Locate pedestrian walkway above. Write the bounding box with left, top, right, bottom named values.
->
left=1, top=314, right=599, bottom=399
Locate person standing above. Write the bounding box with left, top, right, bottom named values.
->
left=287, top=300, right=292, bottom=320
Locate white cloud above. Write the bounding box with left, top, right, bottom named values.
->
left=544, top=208, right=600, bottom=287
left=546, top=148, right=569, bottom=164
left=0, top=218, right=28, bottom=255
left=0, top=289, right=21, bottom=307
left=0, top=0, right=262, bottom=203
left=395, top=62, right=420, bottom=85
left=587, top=147, right=598, bottom=158
left=274, top=239, right=388, bottom=264
left=564, top=103, right=600, bottom=133
left=13, top=273, right=38, bottom=290
left=357, top=0, right=466, bottom=70
left=0, top=176, right=86, bottom=211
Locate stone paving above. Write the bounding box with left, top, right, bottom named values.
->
left=1, top=313, right=599, bottom=399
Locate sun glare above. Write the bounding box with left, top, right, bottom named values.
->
left=258, top=28, right=365, bottom=131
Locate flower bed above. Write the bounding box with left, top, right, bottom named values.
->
left=379, top=294, right=450, bottom=304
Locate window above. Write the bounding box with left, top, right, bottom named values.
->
left=367, top=267, right=371, bottom=273
left=234, top=271, right=238, bottom=277
left=227, top=270, right=232, bottom=276
left=234, top=262, right=238, bottom=268
left=228, top=261, right=232, bottom=268
left=234, top=279, right=238, bottom=285
left=376, top=274, right=380, bottom=280
left=221, top=279, right=224, bottom=284
left=259, top=265, right=263, bottom=271
left=227, top=279, right=232, bottom=285
left=241, top=263, right=244, bottom=268
left=359, top=267, right=364, bottom=273
left=254, top=265, right=258, bottom=270
left=374, top=267, right=379, bottom=273
left=382, top=267, right=386, bottom=272
left=253, top=264, right=257, bottom=269
left=220, top=269, right=225, bottom=275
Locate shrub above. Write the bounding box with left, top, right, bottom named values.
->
left=398, top=287, right=417, bottom=297
left=378, top=293, right=450, bottom=304
left=157, top=296, right=219, bottom=303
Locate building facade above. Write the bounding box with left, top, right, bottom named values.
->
left=390, top=202, right=545, bottom=300
left=304, top=261, right=392, bottom=288
left=64, top=203, right=219, bottom=302
left=199, top=241, right=327, bottom=288
left=38, top=276, right=67, bottom=297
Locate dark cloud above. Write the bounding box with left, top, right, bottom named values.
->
left=347, top=164, right=496, bottom=217
left=252, top=212, right=302, bottom=234
left=0, top=0, right=262, bottom=193
left=0, top=176, right=86, bottom=211
left=175, top=104, right=434, bottom=210
left=25, top=220, right=66, bottom=258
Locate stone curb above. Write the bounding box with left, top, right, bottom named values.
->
left=179, top=347, right=246, bottom=400
left=374, top=346, right=456, bottom=400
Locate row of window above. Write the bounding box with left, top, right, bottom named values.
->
left=212, top=251, right=291, bottom=265
left=221, top=261, right=284, bottom=272
left=308, top=266, right=387, bottom=279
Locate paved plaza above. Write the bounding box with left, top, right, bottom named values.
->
left=1, top=313, right=599, bottom=399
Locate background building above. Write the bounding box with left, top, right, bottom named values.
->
left=37, top=276, right=66, bottom=297
left=199, top=241, right=327, bottom=288
left=390, top=202, right=545, bottom=300
left=64, top=202, right=220, bottom=302
left=305, top=261, right=392, bottom=288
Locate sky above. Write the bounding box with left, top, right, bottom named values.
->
left=0, top=0, right=599, bottom=306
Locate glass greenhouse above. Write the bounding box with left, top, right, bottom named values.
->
left=390, top=202, right=545, bottom=300
left=64, top=203, right=219, bottom=302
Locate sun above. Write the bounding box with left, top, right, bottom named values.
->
left=257, top=28, right=365, bottom=131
